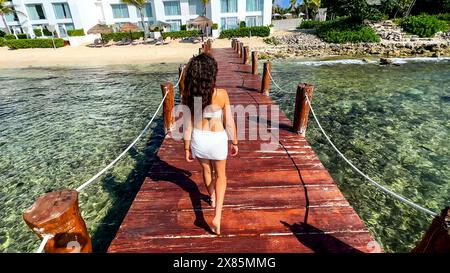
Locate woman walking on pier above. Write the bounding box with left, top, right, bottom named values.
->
left=182, top=53, right=238, bottom=235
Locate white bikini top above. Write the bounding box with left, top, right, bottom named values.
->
left=203, top=109, right=222, bottom=119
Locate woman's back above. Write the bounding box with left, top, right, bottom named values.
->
left=194, top=88, right=228, bottom=132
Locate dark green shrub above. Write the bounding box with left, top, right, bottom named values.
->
left=316, top=17, right=380, bottom=43
left=212, top=23, right=218, bottom=30
left=17, top=34, right=28, bottom=39
left=34, top=29, right=43, bottom=37
left=436, top=13, right=450, bottom=22
left=0, top=30, right=5, bottom=37
left=180, top=24, right=187, bottom=31
left=67, top=29, right=85, bottom=37
left=43, top=28, right=53, bottom=36
left=101, top=31, right=144, bottom=42
left=239, top=21, right=246, bottom=28
left=161, top=30, right=201, bottom=39
left=4, top=34, right=16, bottom=40
left=398, top=14, right=449, bottom=37
left=263, top=36, right=281, bottom=45
left=219, top=26, right=271, bottom=38
left=297, top=20, right=325, bottom=29
left=6, top=38, right=65, bottom=49
left=0, top=37, right=6, bottom=47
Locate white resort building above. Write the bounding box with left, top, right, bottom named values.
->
left=0, top=0, right=272, bottom=38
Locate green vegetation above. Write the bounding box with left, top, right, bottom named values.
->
left=0, top=29, right=5, bottom=37
left=180, top=24, right=187, bottom=31
left=4, top=33, right=27, bottom=39
left=297, top=20, right=325, bottom=29
left=219, top=26, right=271, bottom=38
left=67, top=29, right=85, bottom=37
left=397, top=14, right=449, bottom=37
left=161, top=30, right=201, bottom=39
left=263, top=36, right=281, bottom=45
left=6, top=38, right=65, bottom=49
left=0, top=37, right=6, bottom=47
left=33, top=29, right=42, bottom=37
left=101, top=31, right=144, bottom=42
left=212, top=23, right=219, bottom=30
left=316, top=17, right=380, bottom=43
left=239, top=21, right=246, bottom=28
left=43, top=28, right=53, bottom=36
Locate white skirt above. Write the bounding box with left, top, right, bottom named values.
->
left=191, top=129, right=228, bottom=160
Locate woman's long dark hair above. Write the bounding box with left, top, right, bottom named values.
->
left=183, top=53, right=218, bottom=112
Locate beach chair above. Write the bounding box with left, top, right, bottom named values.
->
left=155, top=37, right=164, bottom=46
left=162, top=38, right=171, bottom=45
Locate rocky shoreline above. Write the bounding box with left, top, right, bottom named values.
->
left=256, top=22, right=450, bottom=60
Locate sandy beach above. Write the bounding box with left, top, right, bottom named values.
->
left=0, top=37, right=268, bottom=68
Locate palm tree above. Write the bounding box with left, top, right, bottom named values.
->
left=302, top=0, right=321, bottom=20
left=121, top=0, right=148, bottom=37
left=0, top=0, right=22, bottom=34
left=289, top=0, right=298, bottom=11
left=201, top=0, right=210, bottom=16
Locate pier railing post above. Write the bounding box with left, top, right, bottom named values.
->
left=252, top=51, right=258, bottom=75
left=23, top=189, right=92, bottom=253
left=243, top=46, right=249, bottom=64
left=260, top=61, right=272, bottom=95
left=239, top=42, right=244, bottom=59
left=293, top=83, right=314, bottom=136
left=237, top=42, right=242, bottom=56
left=413, top=207, right=450, bottom=253
left=161, top=82, right=175, bottom=132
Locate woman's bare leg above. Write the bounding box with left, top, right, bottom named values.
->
left=197, top=158, right=216, bottom=207
left=212, top=159, right=227, bottom=235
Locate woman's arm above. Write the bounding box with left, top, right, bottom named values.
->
left=183, top=113, right=194, bottom=162
left=222, top=89, right=238, bottom=156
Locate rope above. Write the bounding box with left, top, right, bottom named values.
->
left=76, top=72, right=184, bottom=192
left=267, top=71, right=439, bottom=217
left=36, top=234, right=52, bottom=253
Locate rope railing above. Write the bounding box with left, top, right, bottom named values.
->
left=267, top=70, right=439, bottom=218
left=35, top=70, right=184, bottom=253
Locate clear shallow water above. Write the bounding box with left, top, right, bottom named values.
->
left=0, top=65, right=180, bottom=252
left=269, top=58, right=450, bottom=252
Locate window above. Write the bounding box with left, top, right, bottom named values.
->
left=246, top=0, right=263, bottom=12
left=164, top=1, right=181, bottom=16
left=220, top=0, right=237, bottom=13
left=136, top=3, right=153, bottom=18
left=245, top=16, right=263, bottom=27
left=189, top=0, right=203, bottom=15
left=111, top=4, right=129, bottom=18
left=53, top=3, right=72, bottom=19
left=167, top=20, right=181, bottom=31
left=5, top=11, right=19, bottom=22
left=26, top=4, right=46, bottom=20
left=220, top=17, right=238, bottom=30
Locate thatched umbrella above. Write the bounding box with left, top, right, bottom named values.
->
left=87, top=24, right=113, bottom=34
left=119, top=22, right=140, bottom=32
left=149, top=21, right=171, bottom=31
left=188, top=15, right=213, bottom=28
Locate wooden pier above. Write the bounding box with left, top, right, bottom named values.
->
left=107, top=46, right=380, bottom=253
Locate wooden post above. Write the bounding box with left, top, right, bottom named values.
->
left=161, top=82, right=175, bottom=132
left=232, top=39, right=236, bottom=49
left=237, top=42, right=241, bottom=55
left=413, top=207, right=450, bottom=253
left=293, top=83, right=314, bottom=137
left=208, top=39, right=212, bottom=52
left=260, top=61, right=272, bottom=95
left=243, top=46, right=249, bottom=64
left=252, top=51, right=258, bottom=75
left=23, top=189, right=92, bottom=253
left=178, top=64, right=185, bottom=98
left=239, top=42, right=244, bottom=59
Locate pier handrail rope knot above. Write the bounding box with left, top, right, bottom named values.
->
left=35, top=68, right=184, bottom=253
left=267, top=69, right=439, bottom=218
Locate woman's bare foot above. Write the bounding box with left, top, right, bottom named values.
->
left=211, top=217, right=221, bottom=235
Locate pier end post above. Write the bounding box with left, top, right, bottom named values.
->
left=260, top=61, right=272, bottom=95
left=413, top=207, right=450, bottom=253
left=23, top=189, right=92, bottom=253
left=252, top=51, right=258, bottom=75
left=293, top=83, right=314, bottom=137
left=161, top=82, right=175, bottom=132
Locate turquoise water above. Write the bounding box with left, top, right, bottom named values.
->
left=269, top=58, right=450, bottom=252
left=0, top=59, right=448, bottom=253
left=0, top=65, right=180, bottom=252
